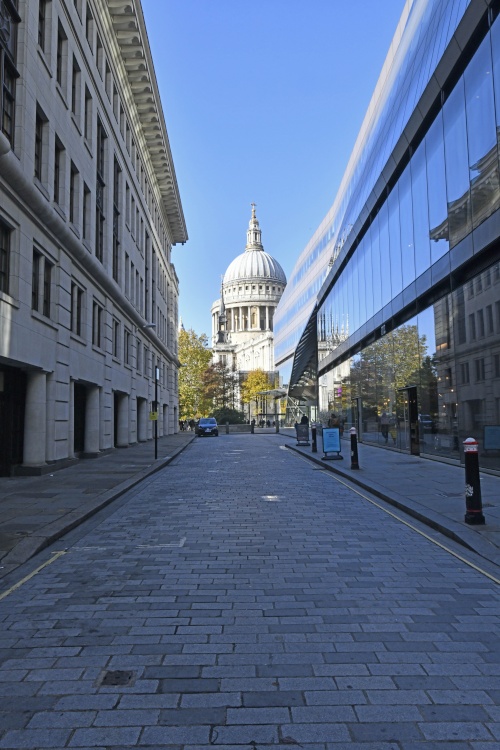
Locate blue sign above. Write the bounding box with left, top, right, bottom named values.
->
left=484, top=425, right=500, bottom=450
left=322, top=427, right=341, bottom=454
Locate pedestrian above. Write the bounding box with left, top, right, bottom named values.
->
left=300, top=414, right=309, bottom=425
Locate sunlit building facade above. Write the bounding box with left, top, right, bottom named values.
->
left=274, top=0, right=500, bottom=471
left=0, top=0, right=187, bottom=475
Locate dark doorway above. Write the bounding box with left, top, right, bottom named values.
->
left=74, top=383, right=87, bottom=454
left=0, top=365, right=26, bottom=476
left=397, top=386, right=420, bottom=455
left=113, top=391, right=119, bottom=447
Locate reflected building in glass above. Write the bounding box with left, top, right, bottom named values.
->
left=274, top=0, right=500, bottom=470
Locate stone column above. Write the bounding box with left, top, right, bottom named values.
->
left=116, top=393, right=129, bottom=447
left=265, top=306, right=269, bottom=330
left=137, top=398, right=147, bottom=441
left=84, top=386, right=100, bottom=455
left=23, top=371, right=47, bottom=467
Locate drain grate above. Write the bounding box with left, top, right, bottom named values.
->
left=98, top=670, right=136, bottom=687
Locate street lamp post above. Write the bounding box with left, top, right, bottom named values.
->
left=154, top=366, right=160, bottom=460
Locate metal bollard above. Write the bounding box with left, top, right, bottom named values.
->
left=350, top=427, right=359, bottom=470
left=463, top=437, right=485, bottom=525
left=226, top=421, right=229, bottom=435
left=250, top=422, right=254, bottom=434
left=311, top=425, right=317, bottom=453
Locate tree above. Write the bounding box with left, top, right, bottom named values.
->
left=201, top=360, right=239, bottom=411
left=212, top=406, right=246, bottom=424
left=178, top=328, right=212, bottom=419
left=240, top=369, right=274, bottom=419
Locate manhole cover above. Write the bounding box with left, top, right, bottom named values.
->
left=98, top=670, right=136, bottom=687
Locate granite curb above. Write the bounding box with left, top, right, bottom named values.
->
left=0, top=435, right=196, bottom=578
left=286, top=442, right=500, bottom=571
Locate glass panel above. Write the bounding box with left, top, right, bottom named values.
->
left=388, top=185, right=402, bottom=298
left=379, top=201, right=391, bottom=308
left=370, top=217, right=382, bottom=316
left=399, top=164, right=416, bottom=290
left=443, top=78, right=472, bottom=248
left=363, top=231, right=374, bottom=321
left=464, top=33, right=500, bottom=229
left=426, top=111, right=449, bottom=263
left=411, top=140, right=431, bottom=278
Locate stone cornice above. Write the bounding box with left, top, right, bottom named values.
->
left=105, top=0, right=188, bottom=246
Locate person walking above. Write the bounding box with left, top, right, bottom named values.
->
left=380, top=411, right=389, bottom=444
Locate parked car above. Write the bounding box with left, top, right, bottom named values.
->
left=196, top=418, right=219, bottom=437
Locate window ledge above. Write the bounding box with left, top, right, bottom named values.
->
left=91, top=344, right=105, bottom=356
left=31, top=309, right=58, bottom=331
left=53, top=203, right=66, bottom=222
left=82, top=239, right=92, bottom=253
left=69, top=222, right=81, bottom=239
left=0, top=290, right=19, bottom=309
left=34, top=178, right=50, bottom=201
left=56, top=83, right=69, bottom=110
left=37, top=48, right=52, bottom=78
left=84, top=138, right=93, bottom=157
left=71, top=113, right=82, bottom=135
left=70, top=332, right=86, bottom=345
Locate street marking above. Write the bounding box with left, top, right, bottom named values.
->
left=261, top=495, right=281, bottom=502
left=0, top=551, right=67, bottom=602
left=319, top=469, right=500, bottom=586
left=72, top=537, right=187, bottom=551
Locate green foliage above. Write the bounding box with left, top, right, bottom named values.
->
left=178, top=328, right=212, bottom=419
left=240, top=369, right=274, bottom=406
left=212, top=406, right=246, bottom=424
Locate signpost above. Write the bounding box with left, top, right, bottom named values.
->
left=321, top=427, right=343, bottom=460
left=295, top=424, right=310, bottom=445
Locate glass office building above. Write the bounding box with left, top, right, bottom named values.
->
left=274, top=0, right=500, bottom=471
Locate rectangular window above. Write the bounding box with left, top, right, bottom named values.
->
left=43, top=257, right=52, bottom=317
left=486, top=304, right=494, bottom=335
left=32, top=249, right=41, bottom=310
left=92, top=301, right=102, bottom=347
left=84, top=86, right=92, bottom=142
left=494, top=354, right=500, bottom=378
left=469, top=313, right=476, bottom=341
left=38, top=0, right=47, bottom=50
left=34, top=112, right=44, bottom=181
left=53, top=138, right=64, bottom=205
left=95, top=118, right=106, bottom=263
left=136, top=338, right=142, bottom=372
left=460, top=362, right=470, bottom=384
left=56, top=23, right=67, bottom=89
left=477, top=309, right=485, bottom=338
left=71, top=56, right=80, bottom=117
left=125, top=253, right=129, bottom=297
left=124, top=329, right=130, bottom=365
left=475, top=358, right=485, bottom=382
left=0, top=2, right=19, bottom=147
left=70, top=282, right=83, bottom=336
left=143, top=346, right=148, bottom=376
left=69, top=162, right=78, bottom=225
left=96, top=33, right=103, bottom=77
left=0, top=220, right=11, bottom=295
left=112, top=156, right=121, bottom=282
left=82, top=182, right=90, bottom=241
left=85, top=4, right=94, bottom=49
left=112, top=318, right=120, bottom=358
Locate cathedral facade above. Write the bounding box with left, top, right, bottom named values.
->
left=210, top=206, right=286, bottom=417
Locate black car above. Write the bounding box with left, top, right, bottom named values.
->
left=196, top=418, right=218, bottom=437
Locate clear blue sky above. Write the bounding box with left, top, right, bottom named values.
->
left=141, top=0, right=406, bottom=338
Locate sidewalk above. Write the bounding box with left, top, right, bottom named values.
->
left=0, top=432, right=196, bottom=580
left=284, top=428, right=500, bottom=570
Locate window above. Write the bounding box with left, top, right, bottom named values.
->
left=38, top=0, right=47, bottom=50
left=56, top=23, right=67, bottom=90
left=34, top=112, right=44, bottom=181
left=95, top=118, right=106, bottom=263
left=0, top=1, right=19, bottom=146
left=32, top=247, right=53, bottom=318
left=475, top=358, right=485, bottom=382
left=136, top=338, right=142, bottom=372
left=71, top=56, right=80, bottom=118
left=477, top=309, right=485, bottom=338
left=32, top=249, right=41, bottom=310
left=84, top=86, right=92, bottom=142
left=92, top=301, right=102, bottom=347
left=82, top=182, right=90, bottom=241
left=96, top=33, right=103, bottom=76
left=469, top=313, right=476, bottom=341
left=112, top=156, right=121, bottom=282
left=460, top=362, right=470, bottom=384
left=112, top=318, right=120, bottom=358
left=0, top=220, right=11, bottom=295
left=494, top=354, right=500, bottom=379
left=124, top=329, right=131, bottom=365
left=486, top=305, right=494, bottom=335
left=85, top=4, right=94, bottom=49
left=53, top=137, right=64, bottom=206
left=69, top=162, right=78, bottom=225
left=70, top=282, right=83, bottom=336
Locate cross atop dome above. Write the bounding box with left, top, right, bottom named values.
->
left=246, top=203, right=263, bottom=252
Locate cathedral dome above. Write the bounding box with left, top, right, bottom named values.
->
left=223, top=204, right=287, bottom=286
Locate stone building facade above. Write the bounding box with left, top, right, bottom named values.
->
left=0, top=0, right=187, bottom=475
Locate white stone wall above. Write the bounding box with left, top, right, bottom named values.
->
left=0, top=0, right=186, bottom=471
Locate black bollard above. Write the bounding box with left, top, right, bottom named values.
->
left=463, top=438, right=485, bottom=525
left=350, top=427, right=359, bottom=470
left=311, top=425, right=317, bottom=453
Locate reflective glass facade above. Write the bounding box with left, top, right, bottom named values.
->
left=276, top=0, right=500, bottom=470
left=275, top=0, right=472, bottom=368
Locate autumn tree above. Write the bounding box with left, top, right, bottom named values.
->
left=240, top=369, right=275, bottom=420
left=178, top=328, right=212, bottom=419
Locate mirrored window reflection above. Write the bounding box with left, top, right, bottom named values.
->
left=411, top=140, right=431, bottom=278
left=388, top=186, right=402, bottom=298
left=370, top=218, right=382, bottom=316
left=399, top=164, right=415, bottom=290
left=426, top=112, right=450, bottom=263
left=378, top=202, right=391, bottom=309
left=464, top=34, right=500, bottom=229
left=443, top=79, right=472, bottom=247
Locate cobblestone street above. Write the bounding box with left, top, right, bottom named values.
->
left=0, top=433, right=499, bottom=748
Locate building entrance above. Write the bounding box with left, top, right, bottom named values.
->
left=397, top=386, right=420, bottom=456
left=74, top=383, right=87, bottom=454
left=0, top=365, right=26, bottom=476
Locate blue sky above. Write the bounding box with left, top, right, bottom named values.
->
left=141, top=0, right=406, bottom=338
